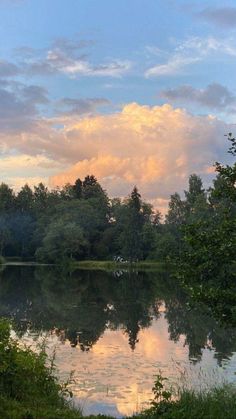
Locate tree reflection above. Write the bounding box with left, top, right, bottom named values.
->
left=0, top=266, right=236, bottom=362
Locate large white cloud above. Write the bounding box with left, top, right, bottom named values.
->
left=47, top=103, right=232, bottom=210
left=0, top=102, right=233, bottom=212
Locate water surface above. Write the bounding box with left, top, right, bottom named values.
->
left=1, top=266, right=236, bottom=416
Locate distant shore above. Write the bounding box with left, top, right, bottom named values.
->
left=3, top=257, right=167, bottom=271
left=70, top=260, right=167, bottom=271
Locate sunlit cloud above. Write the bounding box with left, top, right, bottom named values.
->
left=47, top=103, right=231, bottom=208
left=0, top=154, right=66, bottom=189
left=0, top=102, right=233, bottom=210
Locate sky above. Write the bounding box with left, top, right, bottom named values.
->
left=1, top=0, right=236, bottom=212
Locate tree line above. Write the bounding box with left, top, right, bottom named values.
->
left=0, top=175, right=160, bottom=262
left=0, top=135, right=235, bottom=271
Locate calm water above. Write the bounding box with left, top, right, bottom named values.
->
left=1, top=265, right=236, bottom=416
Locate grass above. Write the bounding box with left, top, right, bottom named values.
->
left=73, top=260, right=167, bottom=271
left=136, top=385, right=236, bottom=419
left=0, top=395, right=83, bottom=419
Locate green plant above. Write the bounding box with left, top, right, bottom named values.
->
left=0, top=319, right=82, bottom=419
left=151, top=372, right=172, bottom=406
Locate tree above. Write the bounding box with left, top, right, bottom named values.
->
left=0, top=183, right=15, bottom=213
left=120, top=187, right=144, bottom=261
left=184, top=174, right=206, bottom=211
left=73, top=178, right=82, bottom=199
left=0, top=215, right=11, bottom=255
left=60, top=183, right=75, bottom=200
left=82, top=175, right=106, bottom=200
left=9, top=213, right=35, bottom=257
left=179, top=134, right=236, bottom=284
left=214, top=133, right=236, bottom=202
left=166, top=193, right=186, bottom=226
left=36, top=218, right=88, bottom=263
left=33, top=183, right=49, bottom=212
left=209, top=174, right=233, bottom=208
left=16, top=184, right=34, bottom=213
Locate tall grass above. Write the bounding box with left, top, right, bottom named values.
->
left=135, top=371, right=236, bottom=419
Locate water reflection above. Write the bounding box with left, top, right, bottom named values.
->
left=0, top=266, right=236, bottom=415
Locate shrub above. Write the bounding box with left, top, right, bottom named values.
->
left=0, top=319, right=82, bottom=419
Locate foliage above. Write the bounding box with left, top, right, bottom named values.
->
left=172, top=133, right=236, bottom=326
left=0, top=318, right=82, bottom=419
left=135, top=372, right=236, bottom=419
left=36, top=219, right=88, bottom=263
left=137, top=385, right=236, bottom=419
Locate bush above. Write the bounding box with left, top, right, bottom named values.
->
left=0, top=319, right=82, bottom=419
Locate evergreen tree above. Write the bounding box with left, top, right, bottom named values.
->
left=73, top=178, right=82, bottom=199
left=121, top=187, right=144, bottom=261
left=16, top=184, right=34, bottom=213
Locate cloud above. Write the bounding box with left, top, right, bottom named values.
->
left=61, top=59, right=132, bottom=78
left=22, top=85, right=49, bottom=104
left=57, top=97, right=110, bottom=115
left=197, top=7, right=236, bottom=27
left=161, top=83, right=236, bottom=111
left=145, top=56, right=199, bottom=77
left=0, top=154, right=64, bottom=190
left=44, top=103, right=232, bottom=209
left=28, top=55, right=131, bottom=78
left=0, top=102, right=232, bottom=212
left=51, top=37, right=94, bottom=55
left=0, top=154, right=61, bottom=172
left=145, top=36, right=236, bottom=78
left=0, top=82, right=48, bottom=132
left=0, top=60, right=19, bottom=77
left=18, top=38, right=132, bottom=78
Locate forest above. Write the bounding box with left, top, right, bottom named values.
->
left=0, top=135, right=235, bottom=275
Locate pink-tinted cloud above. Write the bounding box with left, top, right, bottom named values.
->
left=0, top=103, right=232, bottom=211
left=49, top=103, right=230, bottom=208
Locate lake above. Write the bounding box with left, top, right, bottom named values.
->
left=1, top=265, right=236, bottom=417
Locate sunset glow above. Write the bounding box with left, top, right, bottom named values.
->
left=0, top=0, right=235, bottom=210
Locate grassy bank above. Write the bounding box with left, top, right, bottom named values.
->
left=73, top=260, right=167, bottom=271
left=0, top=396, right=83, bottom=419
left=3, top=387, right=236, bottom=419
left=3, top=257, right=168, bottom=271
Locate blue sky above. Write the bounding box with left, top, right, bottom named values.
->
left=1, top=0, right=236, bottom=211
